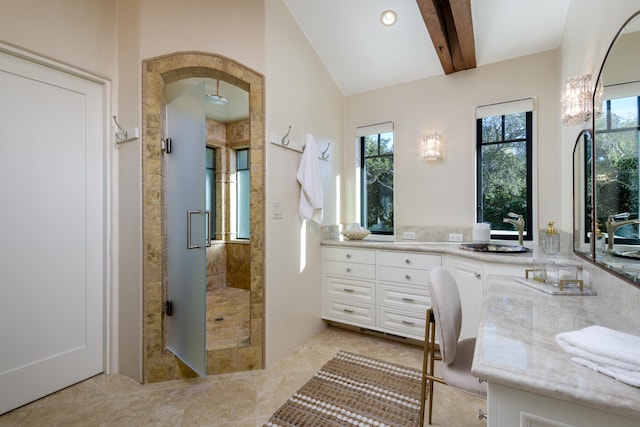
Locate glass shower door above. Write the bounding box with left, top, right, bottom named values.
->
left=165, top=81, right=207, bottom=377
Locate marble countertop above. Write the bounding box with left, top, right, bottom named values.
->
left=321, top=238, right=537, bottom=266
left=472, top=275, right=640, bottom=420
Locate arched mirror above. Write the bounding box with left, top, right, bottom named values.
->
left=578, top=11, right=640, bottom=284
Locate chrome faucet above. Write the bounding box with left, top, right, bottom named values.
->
left=503, top=212, right=525, bottom=246
left=605, top=212, right=640, bottom=251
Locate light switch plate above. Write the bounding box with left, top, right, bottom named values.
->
left=273, top=202, right=283, bottom=219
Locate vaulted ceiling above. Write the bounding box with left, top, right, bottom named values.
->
left=283, top=0, right=570, bottom=95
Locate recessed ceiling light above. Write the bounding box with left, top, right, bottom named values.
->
left=380, top=10, right=397, bottom=26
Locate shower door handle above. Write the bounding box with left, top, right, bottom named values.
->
left=205, top=210, right=212, bottom=247
left=187, top=210, right=201, bottom=249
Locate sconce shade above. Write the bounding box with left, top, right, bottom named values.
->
left=423, top=132, right=443, bottom=160
left=561, top=75, right=592, bottom=125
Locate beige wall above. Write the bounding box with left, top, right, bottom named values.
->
left=264, top=0, right=344, bottom=366
left=343, top=50, right=561, bottom=236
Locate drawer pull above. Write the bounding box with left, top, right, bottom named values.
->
left=405, top=275, right=411, bottom=280
left=343, top=288, right=355, bottom=293
left=402, top=320, right=415, bottom=325
left=346, top=268, right=352, bottom=273
left=402, top=297, right=415, bottom=302
left=343, top=308, right=355, bottom=313
left=475, top=272, right=481, bottom=279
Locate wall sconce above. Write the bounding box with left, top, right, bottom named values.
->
left=422, top=132, right=443, bottom=161
left=561, top=75, right=593, bottom=125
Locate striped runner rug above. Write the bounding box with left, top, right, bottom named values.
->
left=264, top=350, right=423, bottom=427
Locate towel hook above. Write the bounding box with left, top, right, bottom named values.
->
left=320, top=142, right=330, bottom=160
left=281, top=125, right=292, bottom=146
left=113, top=115, right=127, bottom=141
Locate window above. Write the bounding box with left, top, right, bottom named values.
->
left=205, top=147, right=216, bottom=239
left=476, top=100, right=533, bottom=240
left=358, top=122, right=394, bottom=234
left=236, top=148, right=250, bottom=239
left=594, top=93, right=640, bottom=243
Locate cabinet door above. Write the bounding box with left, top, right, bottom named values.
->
left=445, top=256, right=484, bottom=340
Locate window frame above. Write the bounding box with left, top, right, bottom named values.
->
left=593, top=95, right=640, bottom=246
left=236, top=147, right=250, bottom=240
left=205, top=146, right=216, bottom=240
left=359, top=131, right=394, bottom=235
left=476, top=110, right=534, bottom=241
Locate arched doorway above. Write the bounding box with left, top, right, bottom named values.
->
left=141, top=52, right=265, bottom=382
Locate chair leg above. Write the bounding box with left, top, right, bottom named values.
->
left=421, top=309, right=438, bottom=426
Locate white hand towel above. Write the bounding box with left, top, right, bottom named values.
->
left=296, top=134, right=323, bottom=224
left=555, top=325, right=640, bottom=387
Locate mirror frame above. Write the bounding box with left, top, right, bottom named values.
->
left=575, top=11, right=640, bottom=287
left=573, top=129, right=594, bottom=261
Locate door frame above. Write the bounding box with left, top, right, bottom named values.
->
left=0, top=42, right=112, bottom=375
left=141, top=52, right=265, bottom=382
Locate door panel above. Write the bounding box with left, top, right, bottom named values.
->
left=0, top=50, right=105, bottom=414
left=166, top=81, right=207, bottom=377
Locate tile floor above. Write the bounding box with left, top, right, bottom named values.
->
left=0, top=326, right=486, bottom=426
left=206, top=288, right=251, bottom=350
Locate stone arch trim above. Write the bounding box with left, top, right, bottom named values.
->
left=141, top=51, right=265, bottom=382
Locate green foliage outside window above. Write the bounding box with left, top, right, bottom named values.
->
left=594, top=96, right=640, bottom=238
left=361, top=132, right=394, bottom=234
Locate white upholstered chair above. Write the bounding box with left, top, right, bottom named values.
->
left=419, top=267, right=487, bottom=425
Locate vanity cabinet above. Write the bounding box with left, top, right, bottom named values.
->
left=377, top=251, right=441, bottom=339
left=445, top=256, right=529, bottom=340
left=444, top=256, right=484, bottom=340
left=323, top=247, right=376, bottom=327
left=322, top=246, right=441, bottom=340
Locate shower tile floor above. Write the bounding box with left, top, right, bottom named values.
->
left=206, top=287, right=250, bottom=350
left=0, top=327, right=486, bottom=426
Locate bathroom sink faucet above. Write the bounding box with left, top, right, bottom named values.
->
left=503, top=212, right=525, bottom=246
left=605, top=212, right=640, bottom=251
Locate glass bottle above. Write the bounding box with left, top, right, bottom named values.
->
left=542, top=222, right=560, bottom=256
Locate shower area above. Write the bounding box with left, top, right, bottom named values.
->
left=141, top=52, right=265, bottom=383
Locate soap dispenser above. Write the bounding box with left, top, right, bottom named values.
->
left=542, top=222, right=560, bottom=256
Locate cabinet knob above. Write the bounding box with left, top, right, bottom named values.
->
left=405, top=275, right=411, bottom=280
left=405, top=259, right=410, bottom=264
left=346, top=268, right=352, bottom=273
left=475, top=272, right=481, bottom=279
left=346, top=254, right=351, bottom=259
left=478, top=409, right=487, bottom=420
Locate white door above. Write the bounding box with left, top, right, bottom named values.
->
left=0, top=49, right=105, bottom=414
left=165, top=82, right=207, bottom=377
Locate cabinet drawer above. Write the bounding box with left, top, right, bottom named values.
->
left=379, top=284, right=430, bottom=311
left=325, top=260, right=376, bottom=280
left=379, top=309, right=427, bottom=339
left=378, top=251, right=441, bottom=270
left=325, top=247, right=375, bottom=264
left=325, top=277, right=375, bottom=304
left=324, top=300, right=375, bottom=326
left=379, top=265, right=429, bottom=285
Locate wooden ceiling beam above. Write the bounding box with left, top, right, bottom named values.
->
left=416, top=0, right=476, bottom=75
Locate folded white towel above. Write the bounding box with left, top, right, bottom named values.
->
left=555, top=325, right=640, bottom=387
left=296, top=134, right=323, bottom=224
